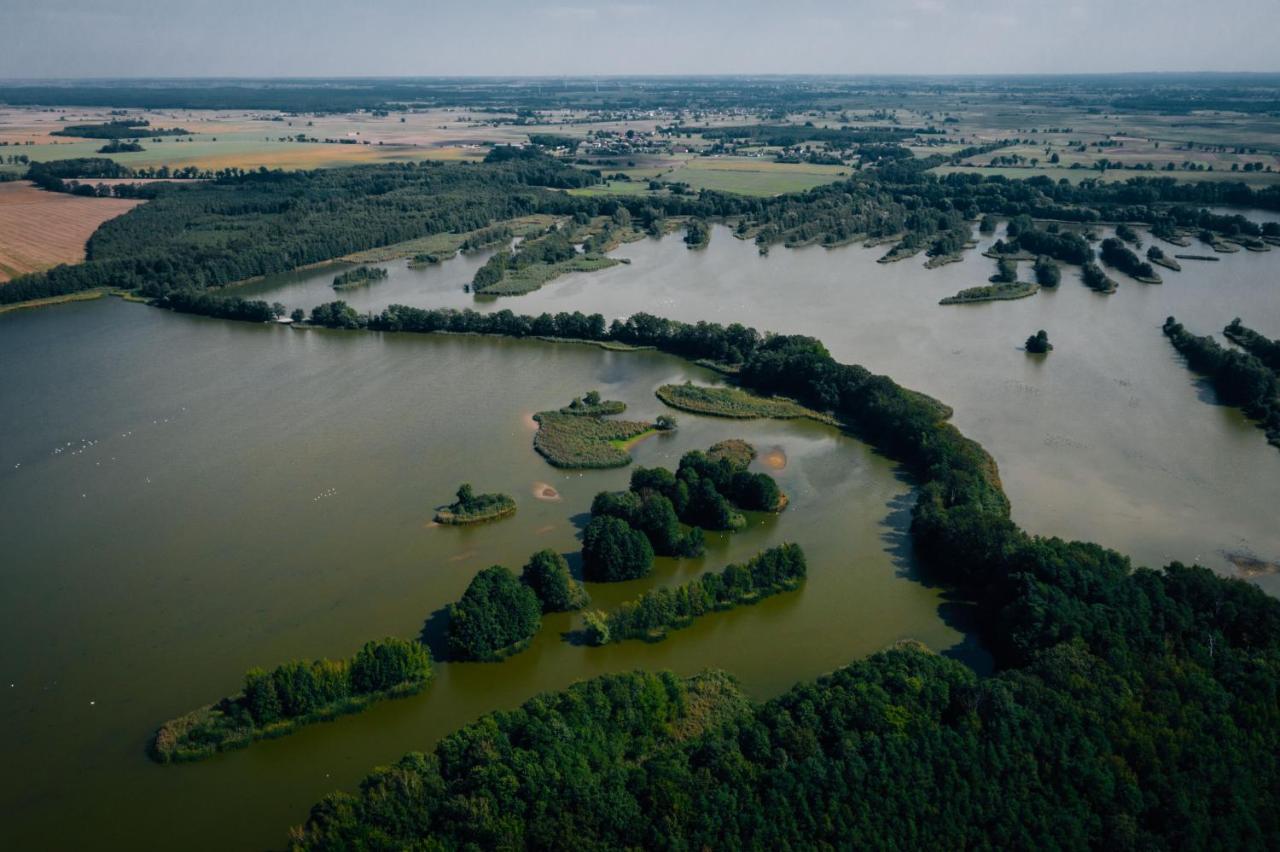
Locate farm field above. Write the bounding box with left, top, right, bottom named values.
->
left=930, top=163, right=1280, bottom=186
left=0, top=181, right=140, bottom=281
left=571, top=155, right=850, bottom=197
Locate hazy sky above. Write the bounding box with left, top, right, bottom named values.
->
left=3, top=0, right=1277, bottom=78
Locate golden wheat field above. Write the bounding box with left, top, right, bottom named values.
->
left=0, top=181, right=141, bottom=282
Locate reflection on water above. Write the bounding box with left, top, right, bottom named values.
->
left=0, top=299, right=968, bottom=850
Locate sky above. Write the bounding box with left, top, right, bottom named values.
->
left=2, top=0, right=1277, bottom=79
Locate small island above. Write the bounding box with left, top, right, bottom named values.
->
left=407, top=251, right=447, bottom=268
left=433, top=483, right=516, bottom=525
left=332, top=266, right=388, bottom=290
left=150, top=637, right=431, bottom=763
left=1146, top=245, right=1181, bottom=272
left=939, top=281, right=1039, bottom=305
left=1025, top=330, right=1053, bottom=354
left=532, top=391, right=657, bottom=468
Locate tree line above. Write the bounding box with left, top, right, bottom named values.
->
left=581, top=543, right=807, bottom=645
left=1164, top=316, right=1280, bottom=449
left=151, top=637, right=430, bottom=763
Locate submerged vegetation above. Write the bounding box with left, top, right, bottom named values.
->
left=582, top=543, right=807, bottom=645
left=151, top=638, right=431, bottom=763
left=432, top=483, right=516, bottom=525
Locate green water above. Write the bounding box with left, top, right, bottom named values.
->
left=0, top=299, right=969, bottom=850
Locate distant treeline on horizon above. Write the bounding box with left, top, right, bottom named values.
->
left=1, top=73, right=1279, bottom=113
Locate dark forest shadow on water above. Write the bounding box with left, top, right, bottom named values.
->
left=878, top=473, right=993, bottom=675
left=880, top=487, right=918, bottom=583
left=562, top=548, right=586, bottom=583
left=1192, top=374, right=1228, bottom=408
left=418, top=606, right=452, bottom=662
left=937, top=598, right=994, bottom=676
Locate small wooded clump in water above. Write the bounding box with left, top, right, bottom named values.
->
left=433, top=483, right=516, bottom=525
left=1025, top=330, right=1053, bottom=354
left=989, top=256, right=1018, bottom=283
left=332, top=266, right=388, bottom=290
left=1033, top=255, right=1061, bottom=287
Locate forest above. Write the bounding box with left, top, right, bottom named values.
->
left=287, top=311, right=1280, bottom=849
left=51, top=119, right=190, bottom=139
left=7, top=149, right=1280, bottom=308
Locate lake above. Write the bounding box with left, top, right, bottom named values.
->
left=240, top=221, right=1280, bottom=590
left=0, top=298, right=968, bottom=850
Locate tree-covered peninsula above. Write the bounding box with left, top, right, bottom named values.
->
left=581, top=543, right=807, bottom=645
left=446, top=566, right=542, bottom=662
left=151, top=637, right=431, bottom=763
